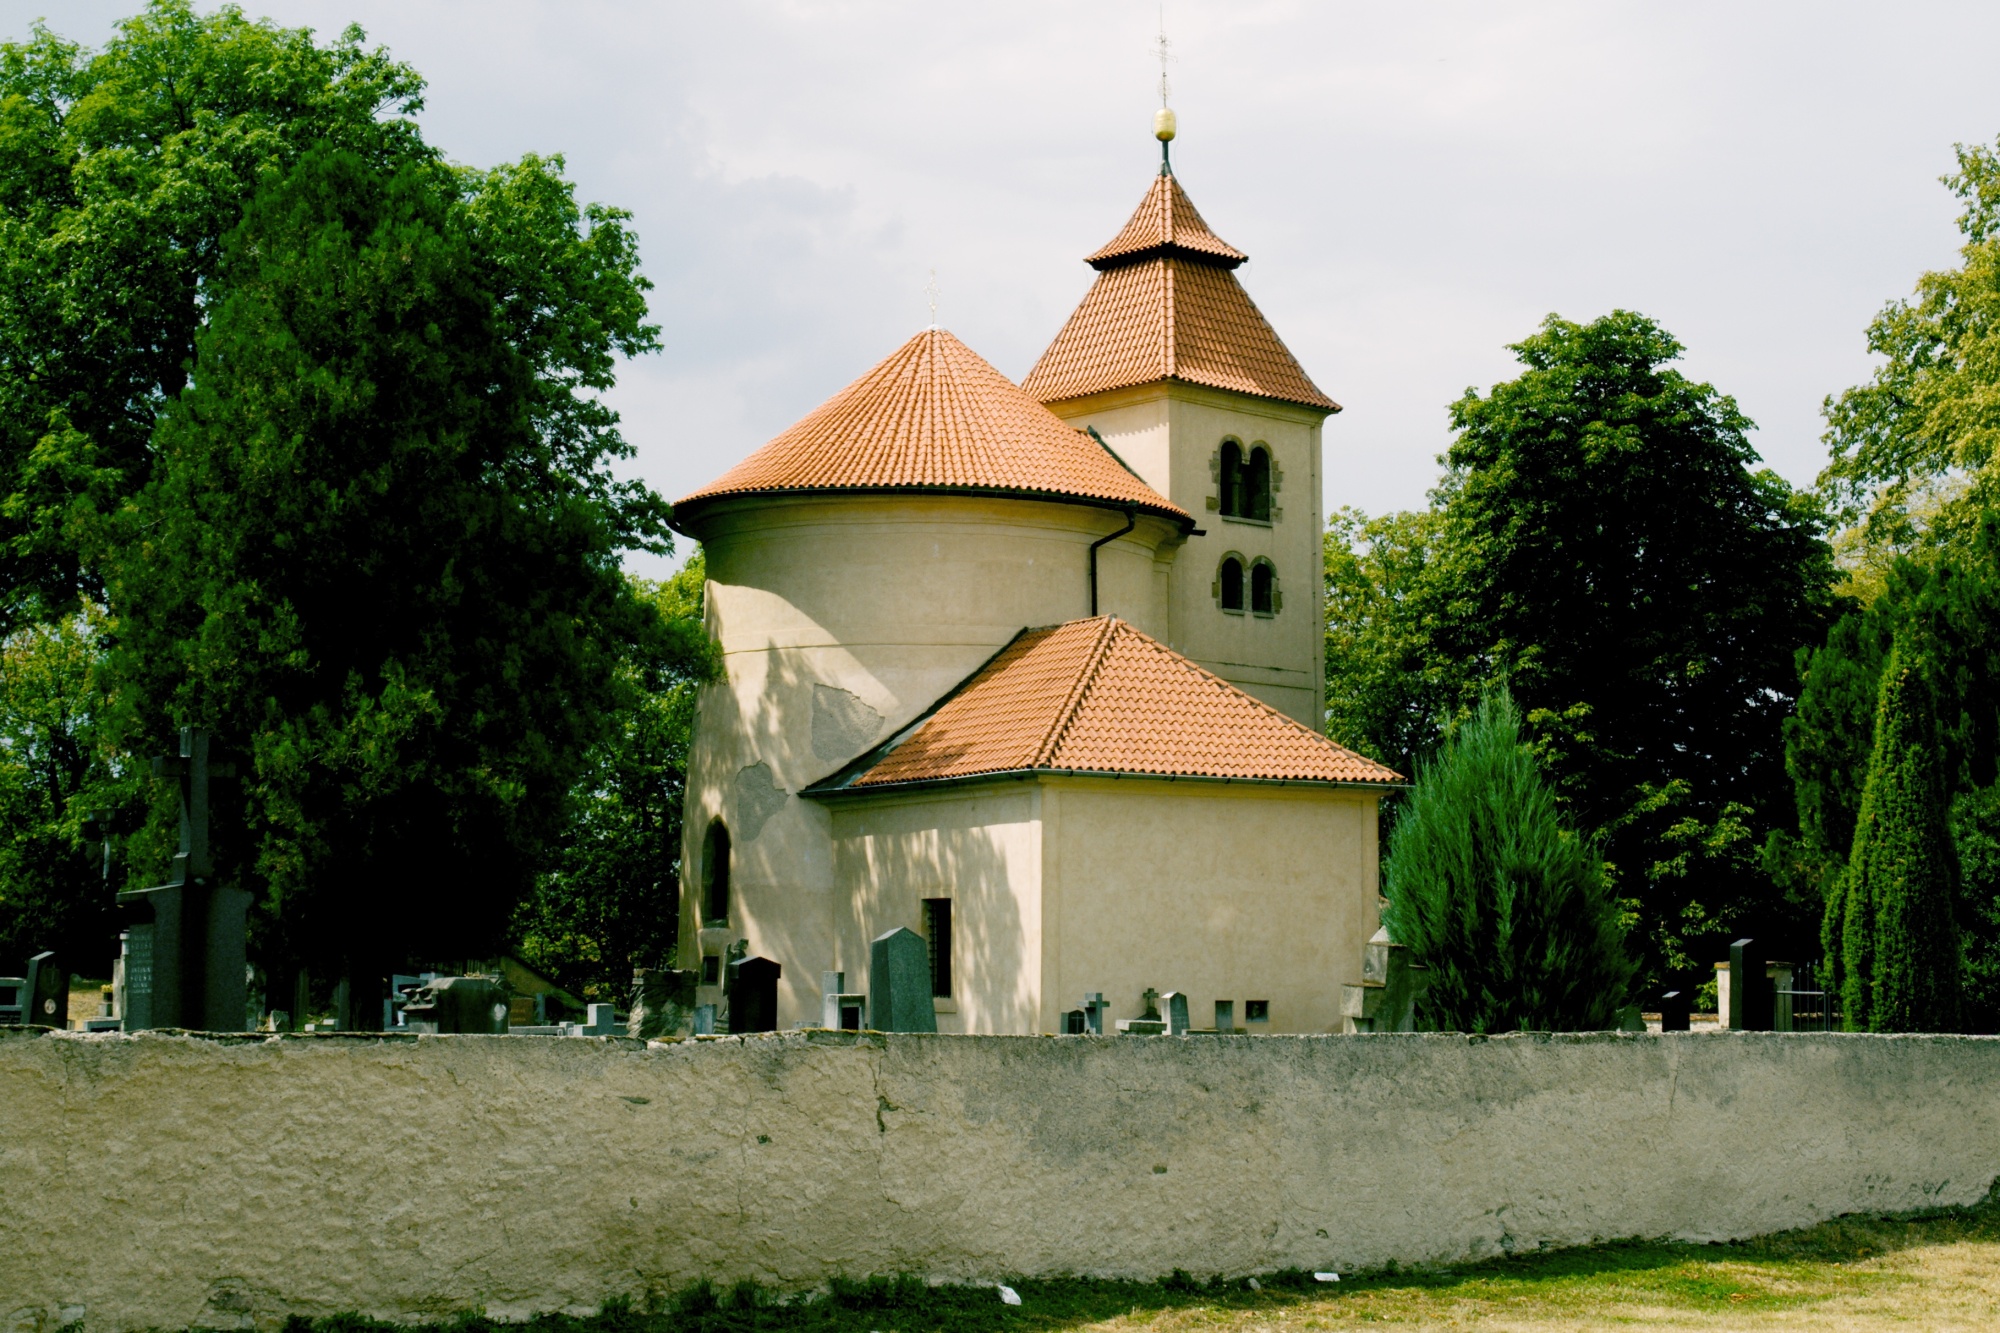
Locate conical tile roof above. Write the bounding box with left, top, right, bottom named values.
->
left=1084, top=173, right=1248, bottom=270
left=1023, top=177, right=1338, bottom=412
left=675, top=328, right=1189, bottom=525
left=809, top=617, right=1402, bottom=792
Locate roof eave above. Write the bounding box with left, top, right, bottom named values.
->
left=669, top=483, right=1195, bottom=540
left=804, top=767, right=1407, bottom=800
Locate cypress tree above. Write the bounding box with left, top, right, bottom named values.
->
left=1384, top=689, right=1634, bottom=1032
left=1840, top=645, right=1964, bottom=1031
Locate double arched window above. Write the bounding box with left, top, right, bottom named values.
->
left=702, top=820, right=731, bottom=924
left=1218, top=441, right=1273, bottom=522
left=1216, top=556, right=1280, bottom=616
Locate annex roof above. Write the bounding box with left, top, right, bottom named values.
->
left=674, top=327, right=1189, bottom=526
left=809, top=616, right=1402, bottom=794
left=1021, top=176, right=1339, bottom=413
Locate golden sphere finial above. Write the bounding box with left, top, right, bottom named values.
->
left=1154, top=107, right=1177, bottom=142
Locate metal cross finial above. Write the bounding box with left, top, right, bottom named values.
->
left=925, top=268, right=939, bottom=328
left=1155, top=4, right=1175, bottom=107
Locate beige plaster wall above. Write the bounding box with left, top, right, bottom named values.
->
left=826, top=784, right=1044, bottom=1034
left=678, top=494, right=1185, bottom=1025
left=1040, top=778, right=1378, bottom=1034
left=7, top=1029, right=2000, bottom=1332
left=1048, top=383, right=1330, bottom=727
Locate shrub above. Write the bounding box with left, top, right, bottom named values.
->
left=1384, top=689, right=1634, bottom=1031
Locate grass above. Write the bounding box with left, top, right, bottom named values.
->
left=287, top=1194, right=2000, bottom=1332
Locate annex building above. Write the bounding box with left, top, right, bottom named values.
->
left=669, top=138, right=1399, bottom=1035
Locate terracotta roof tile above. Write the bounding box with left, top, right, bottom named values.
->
left=812, top=617, right=1402, bottom=791
left=1022, top=257, right=1339, bottom=411
left=1084, top=173, right=1248, bottom=269
left=675, top=328, right=1188, bottom=524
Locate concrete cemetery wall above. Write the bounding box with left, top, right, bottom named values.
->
left=4, top=1029, right=1999, bottom=1331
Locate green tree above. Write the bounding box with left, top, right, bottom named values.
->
left=1329, top=311, right=1836, bottom=983
left=0, top=603, right=153, bottom=969
left=1384, top=689, right=1634, bottom=1032
left=1822, top=135, right=2000, bottom=551
left=103, top=128, right=669, bottom=993
left=1786, top=517, right=2000, bottom=1025
left=1838, top=645, right=1964, bottom=1031
left=511, top=558, right=717, bottom=1001
left=0, top=2, right=426, bottom=630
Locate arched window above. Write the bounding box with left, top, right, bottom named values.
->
left=1218, top=556, right=1245, bottom=612
left=1219, top=440, right=1245, bottom=517
left=1246, top=447, right=1272, bottom=522
left=701, top=820, right=731, bottom=924
left=1251, top=560, right=1277, bottom=615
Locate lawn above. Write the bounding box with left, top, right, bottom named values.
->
left=295, top=1196, right=2000, bottom=1333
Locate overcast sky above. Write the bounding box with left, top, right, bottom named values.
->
left=8, top=2, right=2000, bottom=576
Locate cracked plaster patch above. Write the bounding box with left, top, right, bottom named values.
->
left=811, top=684, right=883, bottom=763
left=731, top=763, right=788, bottom=840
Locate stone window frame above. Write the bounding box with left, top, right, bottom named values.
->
left=701, top=819, right=731, bottom=926
left=1213, top=551, right=1248, bottom=614
left=1249, top=558, right=1282, bottom=617
left=1207, top=438, right=1284, bottom=524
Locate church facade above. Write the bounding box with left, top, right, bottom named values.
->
left=668, top=150, right=1399, bottom=1035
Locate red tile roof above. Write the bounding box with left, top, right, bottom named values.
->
left=810, top=617, right=1402, bottom=792
left=1084, top=173, right=1248, bottom=269
left=674, top=328, right=1189, bottom=525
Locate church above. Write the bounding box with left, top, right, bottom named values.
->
left=668, top=114, right=1400, bottom=1035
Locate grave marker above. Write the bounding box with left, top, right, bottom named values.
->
left=728, top=955, right=781, bottom=1033
left=869, top=928, right=936, bottom=1033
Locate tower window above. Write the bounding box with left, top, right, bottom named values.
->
left=1217, top=441, right=1273, bottom=522
left=923, top=898, right=953, bottom=998
left=1251, top=560, right=1277, bottom=615
left=1217, top=556, right=1245, bottom=612
left=701, top=820, right=731, bottom=924
left=1246, top=447, right=1272, bottom=522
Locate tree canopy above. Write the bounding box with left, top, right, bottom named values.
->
left=1326, top=311, right=1837, bottom=988
left=0, top=2, right=686, bottom=997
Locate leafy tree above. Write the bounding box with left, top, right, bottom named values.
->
left=1322, top=506, right=1443, bottom=784
left=0, top=603, right=154, bottom=970
left=1822, top=136, right=2000, bottom=551
left=1329, top=311, right=1836, bottom=982
left=1384, top=688, right=1634, bottom=1032
left=0, top=1, right=426, bottom=630
left=1788, top=517, right=2000, bottom=1024
left=511, top=558, right=717, bottom=1002
left=1838, top=645, right=1964, bottom=1031
left=101, top=124, right=670, bottom=997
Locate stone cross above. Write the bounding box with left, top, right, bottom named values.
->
left=1081, top=992, right=1108, bottom=1035
left=116, top=728, right=250, bottom=1031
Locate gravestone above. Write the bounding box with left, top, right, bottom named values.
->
left=820, top=971, right=864, bottom=1030
left=401, top=976, right=509, bottom=1034
left=1160, top=990, right=1190, bottom=1035
left=728, top=955, right=781, bottom=1033
left=1081, top=992, right=1109, bottom=1035
left=1658, top=990, right=1690, bottom=1032
left=575, top=1003, right=620, bottom=1036
left=869, top=928, right=936, bottom=1033
left=1729, top=938, right=1771, bottom=1032
left=629, top=967, right=698, bottom=1039
left=1214, top=1000, right=1234, bottom=1033
left=692, top=1003, right=717, bottom=1035
left=1062, top=1009, right=1087, bottom=1034
left=0, top=952, right=66, bottom=1027
left=117, top=729, right=250, bottom=1031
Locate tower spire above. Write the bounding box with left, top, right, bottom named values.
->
left=1153, top=6, right=1176, bottom=175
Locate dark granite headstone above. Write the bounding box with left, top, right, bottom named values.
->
left=869, top=927, right=936, bottom=1033
left=1729, top=938, right=1771, bottom=1031
left=1161, top=990, right=1190, bottom=1035
left=728, top=955, right=781, bottom=1033
left=1214, top=999, right=1234, bottom=1033
left=401, top=976, right=509, bottom=1034
left=1658, top=990, right=1690, bottom=1032
left=1063, top=1009, right=1087, bottom=1034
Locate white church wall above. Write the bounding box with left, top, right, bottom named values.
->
left=823, top=783, right=1044, bottom=1035
left=683, top=494, right=1181, bottom=1025
left=1046, top=383, right=1330, bottom=727
left=1041, top=776, right=1379, bottom=1035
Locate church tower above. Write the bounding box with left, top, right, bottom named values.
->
left=1023, top=122, right=1339, bottom=727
